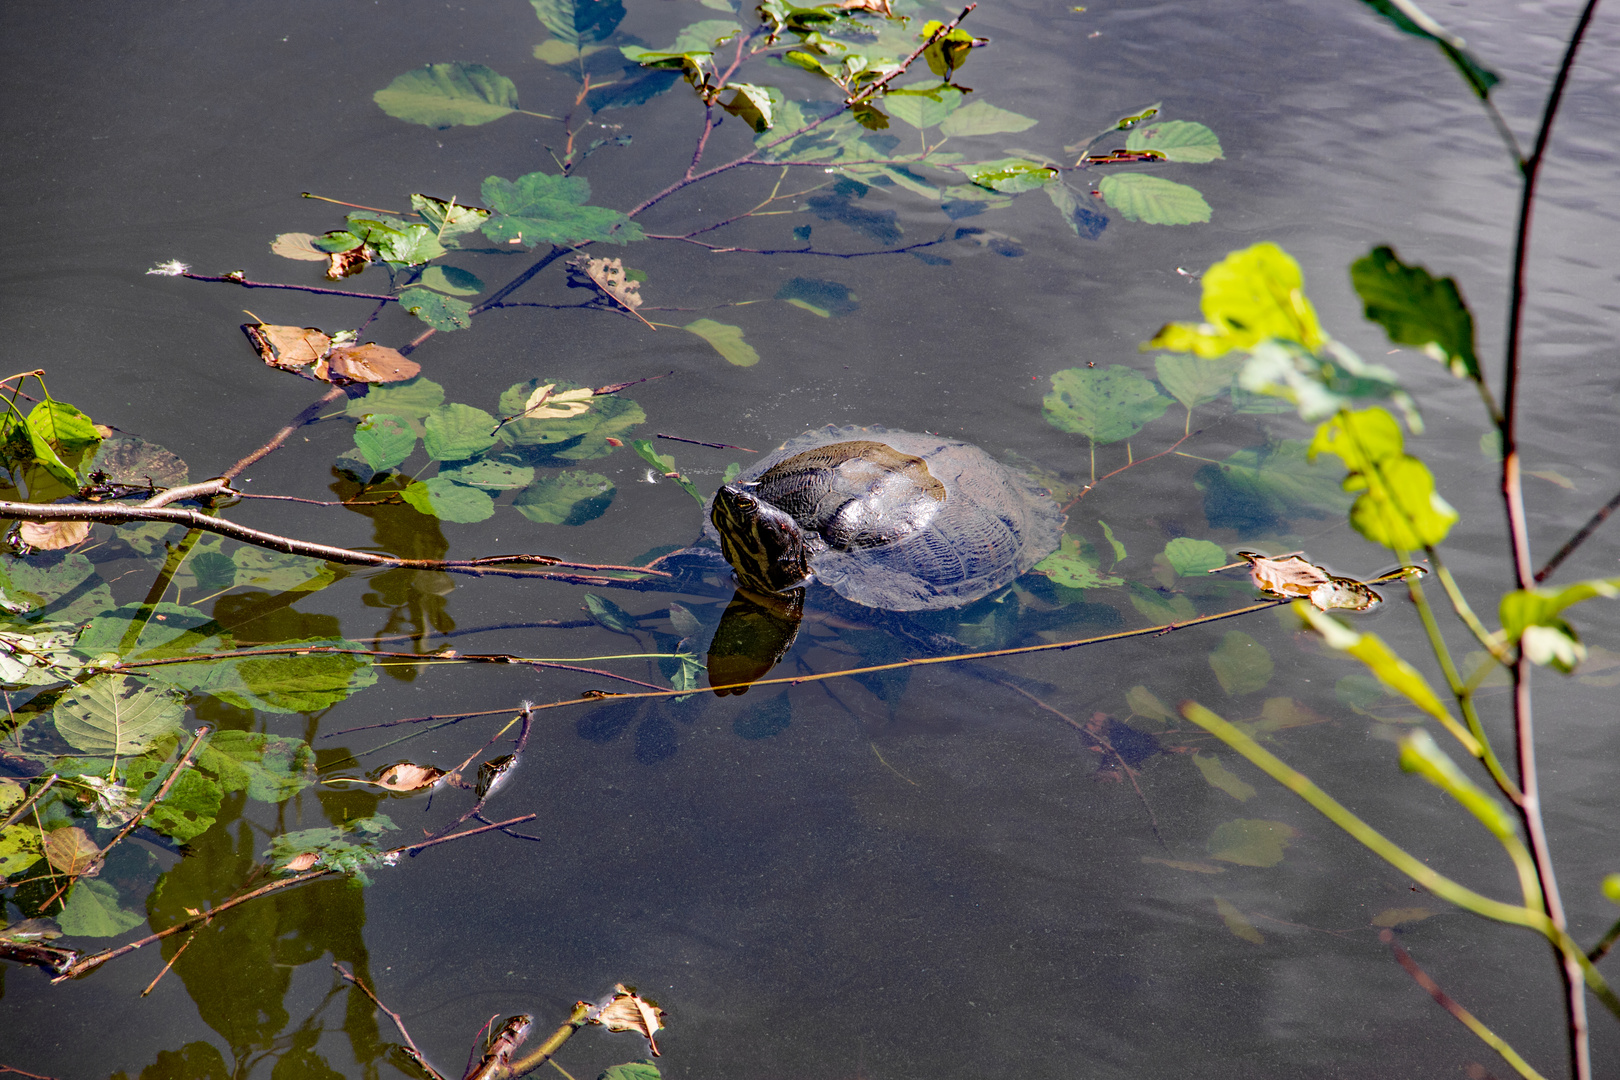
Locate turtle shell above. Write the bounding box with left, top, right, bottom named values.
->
left=705, top=425, right=1065, bottom=611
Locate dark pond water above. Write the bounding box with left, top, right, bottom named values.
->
left=4, top=0, right=1620, bottom=1077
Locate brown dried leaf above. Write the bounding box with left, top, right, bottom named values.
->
left=327, top=247, right=372, bottom=280
left=370, top=761, right=445, bottom=792
left=588, top=984, right=666, bottom=1055
left=244, top=324, right=333, bottom=371
left=326, top=344, right=421, bottom=385
left=837, top=0, right=893, bottom=12
left=569, top=256, right=644, bottom=311
left=17, top=520, right=90, bottom=551
left=283, top=852, right=319, bottom=872
left=465, top=1013, right=533, bottom=1080
left=43, top=826, right=101, bottom=877
left=1236, top=551, right=1380, bottom=612
left=270, top=232, right=331, bottom=262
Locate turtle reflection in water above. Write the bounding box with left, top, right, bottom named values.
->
left=703, top=425, right=1065, bottom=692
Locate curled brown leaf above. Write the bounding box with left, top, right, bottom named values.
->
left=585, top=983, right=666, bottom=1055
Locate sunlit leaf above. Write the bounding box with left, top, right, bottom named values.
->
left=961, top=158, right=1057, bottom=194
left=270, top=232, right=329, bottom=261
left=197, top=730, right=316, bottom=801
left=374, top=62, right=521, bottom=128
left=1214, top=896, right=1264, bottom=943
left=1308, top=407, right=1456, bottom=550
left=243, top=324, right=331, bottom=372
left=17, top=520, right=89, bottom=551
left=1207, top=818, right=1296, bottom=867
left=684, top=319, right=759, bottom=367
left=57, top=879, right=142, bottom=938
left=423, top=403, right=500, bottom=461
left=1351, top=246, right=1479, bottom=382
left=43, top=826, right=101, bottom=876
left=118, top=757, right=220, bottom=843
left=588, top=984, right=667, bottom=1056
left=0, top=825, right=42, bottom=876
left=1499, top=577, right=1619, bottom=673
left=482, top=171, right=642, bottom=248
left=1155, top=353, right=1244, bottom=411
left=369, top=761, right=445, bottom=792
left=411, top=194, right=492, bottom=245
left=938, top=100, right=1036, bottom=137
left=1194, top=754, right=1256, bottom=801
left=1097, top=173, right=1210, bottom=224
left=346, top=376, right=446, bottom=421
left=354, top=413, right=417, bottom=472
left=1162, top=538, right=1227, bottom=576
left=1125, top=120, right=1223, bottom=162
left=631, top=441, right=703, bottom=505
left=531, top=0, right=626, bottom=46
left=882, top=83, right=962, bottom=129
left=398, top=288, right=473, bottom=332
left=229, top=547, right=337, bottom=594
left=327, top=343, right=423, bottom=383
left=438, top=459, right=535, bottom=490
left=600, top=1062, right=661, bottom=1080
left=1146, top=242, right=1325, bottom=358
left=402, top=477, right=496, bottom=523
left=1207, top=631, right=1273, bottom=695
left=497, top=378, right=644, bottom=459
left=1044, top=365, right=1169, bottom=443
left=514, top=471, right=616, bottom=525
left=1032, top=532, right=1123, bottom=589
left=53, top=675, right=184, bottom=756
left=721, top=83, right=777, bottom=132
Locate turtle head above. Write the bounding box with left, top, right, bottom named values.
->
left=712, top=483, right=812, bottom=595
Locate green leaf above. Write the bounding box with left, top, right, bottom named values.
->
left=1128, top=582, right=1196, bottom=624
left=230, top=548, right=337, bottom=594
left=374, top=63, right=521, bottom=128
left=882, top=83, right=962, bottom=129
left=53, top=675, right=185, bottom=756
left=423, top=403, right=499, bottom=461
left=76, top=602, right=228, bottom=660
left=57, top=879, right=143, bottom=938
left=481, top=172, right=642, bottom=248
left=684, top=319, right=760, bottom=367
left=583, top=593, right=637, bottom=634
left=630, top=440, right=704, bottom=506
left=1098, top=520, right=1127, bottom=563
left=0, top=824, right=42, bottom=876
left=1208, top=631, right=1273, bottom=695
left=346, top=376, right=445, bottom=421
left=438, top=459, right=535, bottom=490
left=119, top=756, right=221, bottom=843
left=354, top=413, right=417, bottom=472
left=1125, top=120, right=1223, bottom=163
left=512, top=471, right=617, bottom=525
left=497, top=385, right=645, bottom=460
left=1044, top=365, right=1170, bottom=443
left=1235, top=339, right=1414, bottom=425
left=961, top=158, right=1057, bottom=194
left=1155, top=353, right=1244, bottom=411
left=1355, top=0, right=1499, bottom=98
left=1097, top=173, right=1210, bottom=225
left=1350, top=246, right=1479, bottom=381
left=28, top=400, right=101, bottom=453
left=1194, top=439, right=1351, bottom=531
left=1207, top=819, right=1296, bottom=867
left=1194, top=754, right=1256, bottom=801
left=1214, top=896, right=1264, bottom=943
left=775, top=278, right=859, bottom=318
left=197, top=730, right=316, bottom=802
left=372, top=224, right=446, bottom=267
left=398, top=288, right=473, bottom=332
left=411, top=194, right=491, bottom=246
left=938, top=100, right=1037, bottom=137
left=1163, top=537, right=1227, bottom=576
left=1146, top=243, right=1325, bottom=358
left=0, top=553, right=116, bottom=624
left=1032, top=532, right=1123, bottom=589
left=721, top=83, right=776, bottom=133
left=1308, top=407, right=1456, bottom=549
left=531, top=0, right=625, bottom=46
left=402, top=477, right=496, bottom=523
left=313, top=230, right=364, bottom=253
left=1397, top=729, right=1516, bottom=839
left=599, top=1062, right=661, bottom=1080
left=418, top=265, right=485, bottom=296
left=1499, top=577, right=1620, bottom=673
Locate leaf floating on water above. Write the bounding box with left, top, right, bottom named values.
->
left=1193, top=753, right=1256, bottom=802
left=1097, top=173, right=1210, bottom=224
left=683, top=319, right=759, bottom=367
left=397, top=288, right=474, bottom=332
left=43, top=826, right=102, bottom=877
left=17, top=520, right=90, bottom=551
left=1032, top=533, right=1123, bottom=589
left=481, top=171, right=643, bottom=248
left=1044, top=365, right=1170, bottom=444
left=53, top=675, right=185, bottom=756
left=600, top=1062, right=662, bottom=1080
left=374, top=62, right=522, bottom=128
left=369, top=761, right=446, bottom=792
left=937, top=100, right=1037, bottom=137
left=585, top=984, right=667, bottom=1056
left=513, top=470, right=617, bottom=525
left=327, top=344, right=422, bottom=384
left=1236, top=551, right=1381, bottom=612
left=243, top=325, right=333, bottom=371
left=1207, top=819, right=1296, bottom=867
left=532, top=0, right=627, bottom=47
left=269, top=232, right=330, bottom=261
left=283, top=852, right=320, bottom=872
left=1371, top=906, right=1438, bottom=928
left=411, top=193, right=491, bottom=246
left=0, top=825, right=43, bottom=876
left=1162, top=537, right=1227, bottom=577
left=1213, top=896, right=1264, bottom=943
left=568, top=256, right=649, bottom=323
left=1124, top=120, right=1223, bottom=163
left=57, top=879, right=142, bottom=938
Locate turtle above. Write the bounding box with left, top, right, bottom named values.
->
left=705, top=425, right=1066, bottom=612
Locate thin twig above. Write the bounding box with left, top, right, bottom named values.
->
left=140, top=927, right=201, bottom=997
left=333, top=962, right=449, bottom=1080
left=1534, top=483, right=1620, bottom=584
left=656, top=433, right=756, bottom=452
left=223, top=386, right=347, bottom=480
left=0, top=774, right=56, bottom=829
left=178, top=272, right=398, bottom=302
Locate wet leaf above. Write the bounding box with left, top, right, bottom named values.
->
left=721, top=83, right=776, bottom=133
left=883, top=83, right=962, bottom=129
left=418, top=265, right=484, bottom=296
left=439, top=459, right=535, bottom=490
left=1155, top=353, right=1244, bottom=411
left=1194, top=753, right=1256, bottom=801
left=497, top=379, right=644, bottom=459
left=44, top=826, right=101, bottom=876
left=327, top=343, right=422, bottom=383
left=411, top=194, right=492, bottom=245
left=370, top=761, right=445, bottom=792
left=53, top=675, right=185, bottom=756
left=514, top=383, right=597, bottom=422
left=90, top=435, right=188, bottom=490
left=197, top=730, right=316, bottom=801
left=0, top=825, right=43, bottom=876
left=1163, top=538, right=1227, bottom=576
left=424, top=403, right=500, bottom=461
left=283, top=852, right=319, bottom=872
left=57, top=879, right=142, bottom=937
left=1127, top=582, right=1195, bottom=624
left=588, top=984, right=666, bottom=1055
left=482, top=171, right=643, bottom=248
left=354, top=413, right=417, bottom=472
left=218, top=646, right=377, bottom=715
left=398, top=288, right=474, bottom=332
left=0, top=778, right=20, bottom=814
left=513, top=471, right=616, bottom=525
left=17, top=520, right=90, bottom=551
left=346, top=376, right=446, bottom=421
left=1147, top=242, right=1325, bottom=358
left=1125, top=120, right=1223, bottom=162
left=1371, top=906, right=1438, bottom=927
left=1351, top=246, right=1478, bottom=381
left=1207, top=818, right=1296, bottom=867
left=569, top=256, right=645, bottom=312
left=1214, top=896, right=1264, bottom=943
left=1309, top=407, right=1456, bottom=550
left=243, top=324, right=333, bottom=372
left=1125, top=685, right=1174, bottom=722
left=939, top=100, right=1037, bottom=137
left=1097, top=174, right=1210, bottom=224
left=1033, top=533, right=1123, bottom=589
left=583, top=593, right=637, bottom=634
left=961, top=158, right=1057, bottom=194
left=375, top=62, right=521, bottom=128
left=684, top=319, right=759, bottom=367
left=117, top=758, right=220, bottom=843
left=270, top=232, right=329, bottom=261
left=1208, top=631, right=1273, bottom=695
left=1044, top=365, right=1170, bottom=444
left=402, top=477, right=496, bottom=523
left=532, top=0, right=626, bottom=46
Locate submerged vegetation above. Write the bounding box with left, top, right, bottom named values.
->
left=1, top=0, right=1617, bottom=1078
